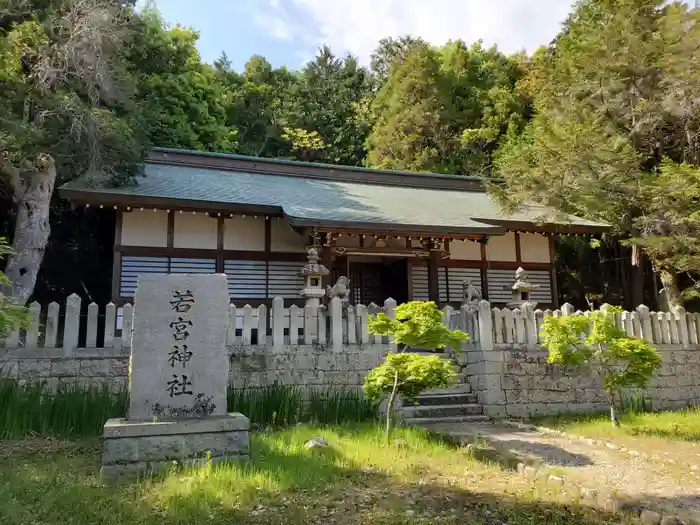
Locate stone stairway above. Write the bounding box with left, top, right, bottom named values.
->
left=401, top=351, right=487, bottom=426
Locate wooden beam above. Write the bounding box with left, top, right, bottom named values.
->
left=111, top=210, right=123, bottom=302
left=480, top=239, right=489, bottom=300
left=514, top=232, right=522, bottom=263
left=264, top=217, right=271, bottom=252
left=167, top=210, right=175, bottom=249
left=427, top=249, right=440, bottom=303
left=216, top=216, right=225, bottom=273
left=549, top=235, right=560, bottom=308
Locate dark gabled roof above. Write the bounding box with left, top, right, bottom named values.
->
left=59, top=148, right=610, bottom=235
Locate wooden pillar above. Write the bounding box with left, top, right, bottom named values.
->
left=427, top=249, right=440, bottom=303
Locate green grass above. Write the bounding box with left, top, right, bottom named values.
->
left=538, top=405, right=700, bottom=442
left=227, top=384, right=377, bottom=427
left=1, top=380, right=376, bottom=439
left=0, top=424, right=630, bottom=525
left=0, top=380, right=127, bottom=439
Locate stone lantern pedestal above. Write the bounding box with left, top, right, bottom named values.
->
left=299, top=247, right=329, bottom=308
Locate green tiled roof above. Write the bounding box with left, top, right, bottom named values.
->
left=60, top=160, right=608, bottom=234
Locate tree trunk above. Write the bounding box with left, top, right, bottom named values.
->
left=4, top=157, right=56, bottom=304
left=385, top=369, right=399, bottom=444
left=659, top=268, right=683, bottom=310
left=608, top=390, right=620, bottom=428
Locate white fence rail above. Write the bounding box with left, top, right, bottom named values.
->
left=1, top=294, right=698, bottom=354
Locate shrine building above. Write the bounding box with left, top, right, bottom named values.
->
left=59, top=148, right=608, bottom=308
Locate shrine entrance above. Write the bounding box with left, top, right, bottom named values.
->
left=335, top=257, right=409, bottom=305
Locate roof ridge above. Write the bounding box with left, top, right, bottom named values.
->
left=149, top=148, right=488, bottom=192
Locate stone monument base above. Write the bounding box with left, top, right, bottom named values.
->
left=100, top=413, right=250, bottom=480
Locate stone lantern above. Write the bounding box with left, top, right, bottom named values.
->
left=506, top=267, right=539, bottom=309
left=299, top=246, right=329, bottom=308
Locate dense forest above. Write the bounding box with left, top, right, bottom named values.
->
left=1, top=0, right=700, bottom=311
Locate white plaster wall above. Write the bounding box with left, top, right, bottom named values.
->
left=486, top=232, right=517, bottom=262
left=120, top=209, right=167, bottom=247
left=270, top=219, right=307, bottom=253
left=173, top=213, right=217, bottom=249
left=520, top=233, right=551, bottom=263
left=224, top=217, right=265, bottom=251
left=449, top=239, right=482, bottom=260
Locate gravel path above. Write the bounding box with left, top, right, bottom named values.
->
left=423, top=421, right=700, bottom=524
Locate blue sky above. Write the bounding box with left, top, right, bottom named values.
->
left=145, top=0, right=693, bottom=71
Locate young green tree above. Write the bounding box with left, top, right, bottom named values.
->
left=364, top=301, right=468, bottom=441
left=540, top=306, right=662, bottom=427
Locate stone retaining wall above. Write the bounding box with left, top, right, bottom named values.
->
left=0, top=344, right=386, bottom=392
left=471, top=344, right=700, bottom=418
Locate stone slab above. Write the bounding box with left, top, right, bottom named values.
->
left=128, top=274, right=230, bottom=421
left=103, top=413, right=250, bottom=438
left=100, top=454, right=249, bottom=480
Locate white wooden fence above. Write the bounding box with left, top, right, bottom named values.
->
left=1, top=294, right=698, bottom=355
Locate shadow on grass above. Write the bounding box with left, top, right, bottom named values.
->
left=2, top=431, right=693, bottom=525
left=422, top=425, right=594, bottom=469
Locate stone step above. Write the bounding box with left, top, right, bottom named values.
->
left=403, top=403, right=484, bottom=418
left=407, top=393, right=479, bottom=406
left=404, top=414, right=489, bottom=425
left=422, top=384, right=473, bottom=396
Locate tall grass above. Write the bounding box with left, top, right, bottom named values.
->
left=0, top=380, right=377, bottom=440
left=0, top=379, right=127, bottom=439
left=227, top=384, right=377, bottom=427
left=620, top=389, right=653, bottom=414
left=306, top=387, right=375, bottom=425
left=227, top=384, right=304, bottom=426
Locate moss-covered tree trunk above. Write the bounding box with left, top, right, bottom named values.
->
left=3, top=156, right=56, bottom=303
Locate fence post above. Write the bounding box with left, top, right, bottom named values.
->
left=45, top=302, right=59, bottom=348
left=356, top=304, right=369, bottom=345
left=523, top=302, right=537, bottom=346
left=385, top=298, right=397, bottom=352
left=63, top=293, right=81, bottom=356
left=304, top=305, right=315, bottom=345
left=561, top=303, right=574, bottom=317
left=227, top=304, right=237, bottom=346
left=104, top=303, right=116, bottom=348
left=257, top=304, right=267, bottom=346
left=330, top=297, right=343, bottom=352
left=459, top=304, right=472, bottom=349
left=289, top=305, right=301, bottom=345
left=242, top=305, right=253, bottom=345
left=347, top=305, right=357, bottom=345
left=86, top=302, right=99, bottom=348
left=637, top=305, right=654, bottom=344
left=272, top=297, right=284, bottom=351
left=477, top=300, right=494, bottom=351
left=317, top=304, right=327, bottom=345
left=674, top=306, right=690, bottom=348
left=121, top=303, right=133, bottom=350
left=25, top=301, right=41, bottom=348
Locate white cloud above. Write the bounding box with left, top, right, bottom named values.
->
left=281, top=0, right=576, bottom=64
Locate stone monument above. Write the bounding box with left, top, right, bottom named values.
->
left=100, top=274, right=250, bottom=479
left=506, top=267, right=539, bottom=309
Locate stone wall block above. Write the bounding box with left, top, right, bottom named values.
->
left=18, top=359, right=51, bottom=378
left=137, top=436, right=187, bottom=462
left=51, top=359, right=80, bottom=377
left=80, top=359, right=111, bottom=377
left=103, top=438, right=139, bottom=464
